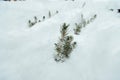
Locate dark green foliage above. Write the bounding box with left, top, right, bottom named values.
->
left=54, top=23, right=76, bottom=62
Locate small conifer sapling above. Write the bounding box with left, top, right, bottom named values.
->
left=54, top=23, right=77, bottom=62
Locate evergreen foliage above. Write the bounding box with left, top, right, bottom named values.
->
left=28, top=16, right=40, bottom=28
left=54, top=23, right=76, bottom=62
left=28, top=10, right=59, bottom=28
left=28, top=11, right=58, bottom=27
left=74, top=23, right=82, bottom=35
left=74, top=14, right=97, bottom=35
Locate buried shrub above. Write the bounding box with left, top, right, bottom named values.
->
left=74, top=14, right=97, bottom=35
left=28, top=16, right=39, bottom=28
left=28, top=10, right=59, bottom=28
left=48, top=10, right=59, bottom=18
left=48, top=11, right=51, bottom=18
left=73, top=23, right=82, bottom=35
left=54, top=23, right=77, bottom=62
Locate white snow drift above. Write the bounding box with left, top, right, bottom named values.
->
left=0, top=0, right=120, bottom=80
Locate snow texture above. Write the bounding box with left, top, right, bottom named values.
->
left=0, top=0, right=120, bottom=80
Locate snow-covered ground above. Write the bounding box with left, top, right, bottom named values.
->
left=0, top=0, right=120, bottom=80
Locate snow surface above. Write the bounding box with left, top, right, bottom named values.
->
left=0, top=0, right=120, bottom=80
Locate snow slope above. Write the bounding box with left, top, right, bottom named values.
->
left=0, top=0, right=120, bottom=80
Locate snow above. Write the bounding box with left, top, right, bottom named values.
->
left=0, top=0, right=120, bottom=80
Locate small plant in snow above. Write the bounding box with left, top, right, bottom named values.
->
left=48, top=11, right=51, bottom=18
left=74, top=23, right=82, bottom=35
left=28, top=10, right=59, bottom=28
left=28, top=16, right=40, bottom=28
left=89, top=14, right=97, bottom=22
left=28, top=20, right=36, bottom=28
left=73, top=14, right=86, bottom=34
left=42, top=16, right=45, bottom=21
left=74, top=14, right=97, bottom=35
left=82, top=2, right=86, bottom=8
left=34, top=16, right=37, bottom=23
left=80, top=14, right=87, bottom=27
left=54, top=23, right=77, bottom=62
left=48, top=10, right=59, bottom=18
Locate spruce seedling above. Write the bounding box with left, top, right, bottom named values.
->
left=54, top=23, right=77, bottom=62
left=74, top=23, right=82, bottom=35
